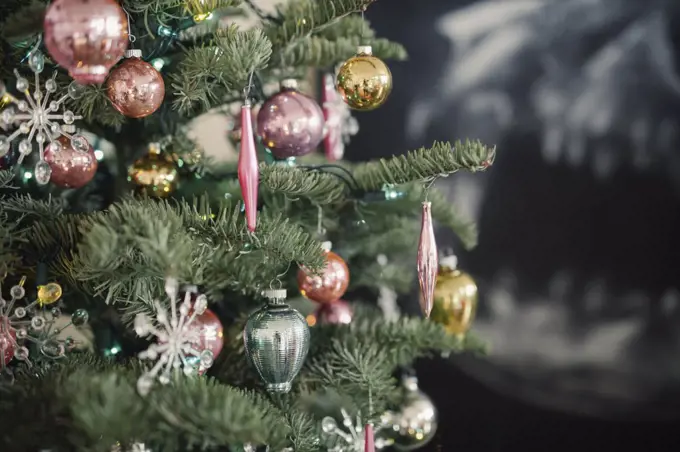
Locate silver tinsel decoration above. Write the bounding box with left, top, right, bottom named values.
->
left=243, top=289, right=309, bottom=393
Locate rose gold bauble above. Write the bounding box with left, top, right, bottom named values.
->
left=44, top=0, right=129, bottom=84
left=0, top=319, right=15, bottom=366
left=314, top=300, right=353, bottom=325
left=106, top=57, right=165, bottom=118
left=297, top=250, right=350, bottom=304
left=43, top=136, right=98, bottom=189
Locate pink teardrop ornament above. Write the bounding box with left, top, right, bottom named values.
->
left=238, top=103, right=259, bottom=232
left=417, top=202, right=438, bottom=318
left=364, top=423, right=375, bottom=452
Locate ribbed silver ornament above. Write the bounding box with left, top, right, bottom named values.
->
left=243, top=289, right=310, bottom=393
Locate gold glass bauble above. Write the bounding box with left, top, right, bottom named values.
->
left=429, top=263, right=478, bottom=336
left=379, top=376, right=437, bottom=451
left=37, top=282, right=63, bottom=306
left=128, top=143, right=179, bottom=198
left=336, top=45, right=392, bottom=111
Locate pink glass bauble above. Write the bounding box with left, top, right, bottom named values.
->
left=44, top=136, right=98, bottom=188
left=314, top=300, right=353, bottom=325
left=0, top=319, right=16, bottom=366
left=106, top=57, right=165, bottom=118
left=257, top=80, right=325, bottom=158
left=44, top=0, right=129, bottom=84
left=189, top=307, right=224, bottom=364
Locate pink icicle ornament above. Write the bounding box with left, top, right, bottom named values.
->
left=417, top=202, right=438, bottom=317
left=364, top=423, right=375, bottom=452
left=238, top=101, right=259, bottom=232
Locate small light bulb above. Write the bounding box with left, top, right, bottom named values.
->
left=94, top=149, right=104, bottom=161
left=151, top=58, right=165, bottom=71
left=23, top=171, right=32, bottom=179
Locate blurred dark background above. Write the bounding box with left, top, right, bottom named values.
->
left=355, top=0, right=680, bottom=450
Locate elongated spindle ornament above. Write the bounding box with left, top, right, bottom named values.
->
left=238, top=100, right=259, bottom=232
left=364, top=423, right=375, bottom=452
left=417, top=202, right=438, bottom=317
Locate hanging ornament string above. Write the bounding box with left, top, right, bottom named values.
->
left=123, top=8, right=137, bottom=47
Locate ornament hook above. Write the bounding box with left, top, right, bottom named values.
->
left=123, top=7, right=136, bottom=43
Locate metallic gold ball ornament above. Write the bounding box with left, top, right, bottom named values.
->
left=429, top=255, right=478, bottom=337
left=380, top=376, right=437, bottom=451
left=37, top=282, right=63, bottom=306
left=128, top=143, right=178, bottom=197
left=336, top=45, right=392, bottom=111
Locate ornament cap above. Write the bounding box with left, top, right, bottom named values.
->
left=280, top=78, right=299, bottom=90
left=125, top=49, right=143, bottom=58
left=357, top=45, right=373, bottom=55
left=263, top=289, right=287, bottom=300
left=321, top=241, right=332, bottom=252
left=440, top=255, right=458, bottom=270
left=62, top=125, right=76, bottom=133
left=148, top=142, right=162, bottom=155
left=403, top=375, right=419, bottom=392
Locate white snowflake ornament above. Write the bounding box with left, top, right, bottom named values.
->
left=0, top=277, right=88, bottom=374
left=321, top=409, right=390, bottom=452
left=0, top=48, right=88, bottom=185
left=134, top=277, right=214, bottom=396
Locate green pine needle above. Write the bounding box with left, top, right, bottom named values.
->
left=354, top=140, right=496, bottom=192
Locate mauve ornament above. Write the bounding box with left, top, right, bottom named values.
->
left=257, top=79, right=325, bottom=158
left=43, top=135, right=98, bottom=188
left=243, top=289, right=310, bottom=393
left=417, top=202, right=438, bottom=318
left=238, top=101, right=259, bottom=232
left=44, top=0, right=129, bottom=85
left=106, top=50, right=165, bottom=119
left=314, top=299, right=353, bottom=325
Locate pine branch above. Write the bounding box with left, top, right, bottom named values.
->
left=171, top=25, right=272, bottom=115
left=0, top=1, right=47, bottom=44
left=0, top=170, right=15, bottom=188
left=302, top=315, right=486, bottom=414
left=73, top=84, right=127, bottom=128
left=2, top=355, right=293, bottom=451
left=261, top=164, right=349, bottom=205
left=354, top=140, right=497, bottom=192
left=275, top=36, right=406, bottom=68
left=266, top=0, right=376, bottom=51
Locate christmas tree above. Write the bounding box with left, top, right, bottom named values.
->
left=0, top=1, right=494, bottom=451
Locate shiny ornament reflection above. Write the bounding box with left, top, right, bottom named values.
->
left=429, top=256, right=478, bottom=336
left=380, top=376, right=437, bottom=451
left=336, top=46, right=392, bottom=111
left=128, top=144, right=178, bottom=197
left=44, top=136, right=98, bottom=189
left=44, top=0, right=129, bottom=84
left=298, top=243, right=350, bottom=304
left=257, top=79, right=325, bottom=158
left=106, top=54, right=165, bottom=119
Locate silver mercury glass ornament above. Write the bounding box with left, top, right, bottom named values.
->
left=243, top=289, right=310, bottom=393
left=379, top=376, right=438, bottom=451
